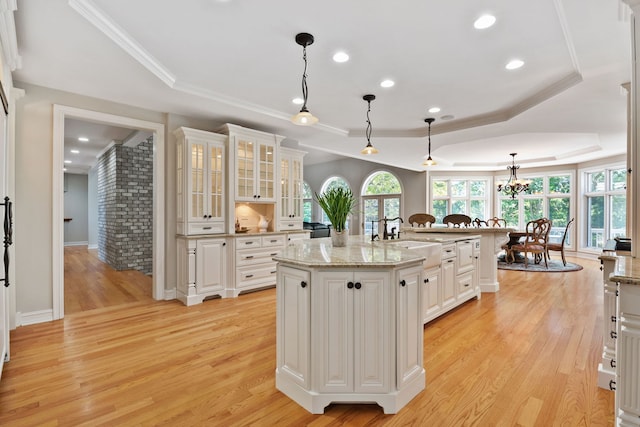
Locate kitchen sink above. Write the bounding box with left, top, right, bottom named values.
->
left=388, top=240, right=442, bottom=268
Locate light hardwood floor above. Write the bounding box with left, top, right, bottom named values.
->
left=64, top=245, right=153, bottom=314
left=1, top=256, right=614, bottom=426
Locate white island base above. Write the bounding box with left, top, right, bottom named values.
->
left=274, top=239, right=427, bottom=414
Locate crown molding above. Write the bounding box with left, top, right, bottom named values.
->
left=69, top=0, right=176, bottom=87
left=0, top=0, right=21, bottom=70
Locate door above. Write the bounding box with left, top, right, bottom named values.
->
left=396, top=266, right=422, bottom=389
left=235, top=137, right=255, bottom=200
left=422, top=267, right=441, bottom=322
left=257, top=140, right=276, bottom=200
left=196, top=239, right=226, bottom=293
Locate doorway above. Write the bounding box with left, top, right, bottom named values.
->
left=53, top=105, right=165, bottom=320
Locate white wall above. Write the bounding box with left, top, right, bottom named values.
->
left=87, top=166, right=98, bottom=249
left=63, top=173, right=88, bottom=245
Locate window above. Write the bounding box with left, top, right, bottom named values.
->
left=431, top=178, right=489, bottom=223
left=320, top=176, right=352, bottom=227
left=583, top=167, right=626, bottom=249
left=498, top=173, right=573, bottom=244
left=302, top=181, right=313, bottom=223
left=362, top=171, right=402, bottom=237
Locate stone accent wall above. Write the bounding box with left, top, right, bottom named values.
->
left=97, top=138, right=153, bottom=274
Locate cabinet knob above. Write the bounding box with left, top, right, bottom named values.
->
left=355, top=282, right=362, bottom=290
left=610, top=331, right=617, bottom=339
left=347, top=281, right=354, bottom=289
left=611, top=315, right=617, bottom=323
left=222, top=242, right=226, bottom=246
left=610, top=359, right=616, bottom=368
left=300, top=281, right=307, bottom=288
left=257, top=195, right=261, bottom=199
left=424, top=278, right=429, bottom=283
left=400, top=280, right=406, bottom=287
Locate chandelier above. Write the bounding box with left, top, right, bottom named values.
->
left=497, top=153, right=530, bottom=199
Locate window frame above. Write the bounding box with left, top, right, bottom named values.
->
left=429, top=176, right=491, bottom=224
left=360, top=171, right=403, bottom=237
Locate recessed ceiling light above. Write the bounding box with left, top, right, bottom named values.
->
left=78, top=137, right=89, bottom=142
left=333, top=51, right=349, bottom=63
left=505, top=59, right=524, bottom=70
left=380, top=79, right=395, bottom=88
left=292, top=97, right=304, bottom=105
left=474, top=14, right=496, bottom=29
left=441, top=114, right=455, bottom=121
left=70, top=149, right=80, bottom=154
left=63, top=167, right=67, bottom=172
left=64, top=160, right=72, bottom=164
left=428, top=107, right=441, bottom=113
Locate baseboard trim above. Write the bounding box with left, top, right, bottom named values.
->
left=64, top=241, right=89, bottom=247
left=164, top=288, right=177, bottom=300
left=87, top=244, right=98, bottom=250
left=17, top=309, right=54, bottom=326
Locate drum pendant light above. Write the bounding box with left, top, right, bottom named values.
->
left=361, top=94, right=379, bottom=155
left=291, top=33, right=319, bottom=126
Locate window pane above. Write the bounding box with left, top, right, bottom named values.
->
left=523, top=198, right=543, bottom=222
left=548, top=197, right=570, bottom=244
left=525, top=177, right=543, bottom=195
left=588, top=172, right=605, bottom=192
left=364, top=172, right=401, bottom=195
left=432, top=180, right=448, bottom=197
left=470, top=180, right=486, bottom=197
left=610, top=195, right=626, bottom=238
left=587, top=196, right=604, bottom=248
left=432, top=200, right=447, bottom=223
left=549, top=175, right=570, bottom=194
left=322, top=176, right=350, bottom=193
left=470, top=200, right=485, bottom=220
left=451, top=180, right=467, bottom=197
left=302, top=181, right=312, bottom=199
left=610, top=169, right=627, bottom=191
left=364, top=199, right=379, bottom=236
left=303, top=201, right=312, bottom=222
left=384, top=197, right=401, bottom=232
left=501, top=199, right=519, bottom=227
left=451, top=200, right=466, bottom=214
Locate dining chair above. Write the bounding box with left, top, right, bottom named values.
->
left=442, top=214, right=472, bottom=228
left=407, top=213, right=436, bottom=227
left=486, top=217, right=507, bottom=227
left=509, top=218, right=552, bottom=268
left=546, top=218, right=574, bottom=266
left=473, top=217, right=488, bottom=228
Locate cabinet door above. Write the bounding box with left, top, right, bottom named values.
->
left=280, top=156, right=291, bottom=219
left=196, top=239, right=226, bottom=293
left=354, top=271, right=390, bottom=393
left=189, top=141, right=207, bottom=222
left=207, top=143, right=224, bottom=220
left=442, top=258, right=456, bottom=308
left=456, top=240, right=474, bottom=273
left=235, top=137, right=255, bottom=200
left=315, top=271, right=353, bottom=393
left=396, top=266, right=423, bottom=389
left=277, top=266, right=311, bottom=390
left=291, top=157, right=303, bottom=219
left=422, top=267, right=441, bottom=323
left=257, top=140, right=276, bottom=200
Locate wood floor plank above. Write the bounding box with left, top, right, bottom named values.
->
left=0, top=255, right=615, bottom=425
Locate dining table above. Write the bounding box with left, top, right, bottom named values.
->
left=501, top=230, right=528, bottom=263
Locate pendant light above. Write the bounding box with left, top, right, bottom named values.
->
left=291, top=33, right=319, bottom=126
left=422, top=117, right=436, bottom=166
left=361, top=94, right=379, bottom=155
left=497, top=153, right=530, bottom=199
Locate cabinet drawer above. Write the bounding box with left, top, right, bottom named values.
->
left=236, top=247, right=282, bottom=266
left=442, top=243, right=456, bottom=260
left=457, top=271, right=474, bottom=296
left=262, top=235, right=286, bottom=247
left=279, top=220, right=302, bottom=230
left=236, top=236, right=262, bottom=248
left=188, top=222, right=225, bottom=235
left=236, top=263, right=278, bottom=288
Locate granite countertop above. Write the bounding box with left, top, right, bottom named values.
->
left=273, top=236, right=429, bottom=268
left=611, top=255, right=640, bottom=285
left=176, top=229, right=309, bottom=239
left=403, top=227, right=512, bottom=235
left=400, top=230, right=482, bottom=243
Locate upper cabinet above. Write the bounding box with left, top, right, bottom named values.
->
left=279, top=147, right=306, bottom=231
left=175, top=127, right=227, bottom=235
left=219, top=124, right=284, bottom=203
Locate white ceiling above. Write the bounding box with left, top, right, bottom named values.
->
left=13, top=0, right=632, bottom=172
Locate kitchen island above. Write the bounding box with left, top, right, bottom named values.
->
left=273, top=236, right=430, bottom=414
left=402, top=226, right=511, bottom=292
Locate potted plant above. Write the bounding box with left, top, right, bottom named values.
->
left=315, top=187, right=356, bottom=247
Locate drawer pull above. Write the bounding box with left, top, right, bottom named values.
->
left=245, top=242, right=254, bottom=245
left=245, top=255, right=254, bottom=259
left=464, top=284, right=470, bottom=287
left=447, top=260, right=454, bottom=263
left=245, top=274, right=254, bottom=279
left=610, top=359, right=616, bottom=368
left=270, top=239, right=278, bottom=243
left=203, top=227, right=212, bottom=230
left=270, top=270, right=277, bottom=274
left=270, top=253, right=278, bottom=256
left=609, top=380, right=616, bottom=391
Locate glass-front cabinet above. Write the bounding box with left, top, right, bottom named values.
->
left=175, top=127, right=227, bottom=235
left=221, top=124, right=282, bottom=203
left=279, top=147, right=305, bottom=230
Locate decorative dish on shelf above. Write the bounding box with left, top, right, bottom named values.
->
left=236, top=227, right=249, bottom=234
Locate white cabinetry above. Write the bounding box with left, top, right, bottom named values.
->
left=441, top=244, right=456, bottom=309
left=276, top=263, right=425, bottom=414
left=279, top=147, right=305, bottom=231
left=177, top=236, right=228, bottom=305
left=422, top=266, right=441, bottom=323
left=219, top=124, right=284, bottom=204
left=616, top=282, right=640, bottom=426
left=175, top=127, right=226, bottom=235
left=598, top=255, right=618, bottom=389
left=233, top=234, right=286, bottom=295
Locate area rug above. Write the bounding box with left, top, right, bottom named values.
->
left=498, top=259, right=583, bottom=272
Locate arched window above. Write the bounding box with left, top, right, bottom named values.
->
left=319, top=176, right=352, bottom=228
left=362, top=171, right=402, bottom=237
left=302, top=181, right=313, bottom=222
